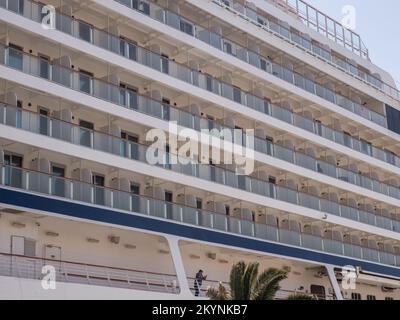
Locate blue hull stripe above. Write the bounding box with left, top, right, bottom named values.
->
left=0, top=187, right=399, bottom=278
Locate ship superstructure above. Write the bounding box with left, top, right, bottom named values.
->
left=0, top=0, right=399, bottom=300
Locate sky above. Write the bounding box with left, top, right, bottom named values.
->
left=304, top=0, right=400, bottom=87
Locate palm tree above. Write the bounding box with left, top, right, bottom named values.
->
left=206, top=282, right=230, bottom=300
left=207, top=261, right=288, bottom=300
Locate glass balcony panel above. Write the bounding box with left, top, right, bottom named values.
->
left=358, top=210, right=376, bottom=226
left=254, top=138, right=272, bottom=155
left=181, top=207, right=198, bottom=225
left=228, top=216, right=241, bottom=234
left=224, top=170, right=238, bottom=189
left=380, top=252, right=396, bottom=266
left=165, top=11, right=180, bottom=30
left=113, top=190, right=131, bottom=211
left=340, top=206, right=359, bottom=221
left=271, top=105, right=292, bottom=123
left=272, top=64, right=282, bottom=78
left=276, top=186, right=298, bottom=205
left=302, top=234, right=323, bottom=251
left=298, top=193, right=320, bottom=211
left=274, top=145, right=294, bottom=163
left=7, top=47, right=23, bottom=71
left=240, top=220, right=254, bottom=237
left=255, top=224, right=278, bottom=241
left=344, top=244, right=362, bottom=259
left=320, top=199, right=340, bottom=216
left=213, top=214, right=227, bottom=231
left=294, top=114, right=314, bottom=132
left=323, top=239, right=343, bottom=255
left=148, top=199, right=166, bottom=219
left=304, top=78, right=315, bottom=94
left=221, top=83, right=234, bottom=101
left=295, top=152, right=316, bottom=171
left=376, top=216, right=392, bottom=230
left=4, top=166, right=24, bottom=189
left=72, top=181, right=92, bottom=204
left=247, top=51, right=260, bottom=67
left=360, top=176, right=373, bottom=191
left=282, top=68, right=294, bottom=84
left=279, top=229, right=301, bottom=246
left=198, top=210, right=213, bottom=228
left=362, top=248, right=379, bottom=262
left=51, top=65, right=72, bottom=87
left=79, top=128, right=93, bottom=148
left=51, top=119, right=73, bottom=142
left=210, top=32, right=222, bottom=50
left=316, top=161, right=337, bottom=178
left=294, top=73, right=305, bottom=90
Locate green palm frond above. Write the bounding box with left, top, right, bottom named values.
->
left=206, top=283, right=230, bottom=300
left=207, top=261, right=288, bottom=301
left=230, top=261, right=246, bottom=300
left=252, top=268, right=288, bottom=300
left=241, top=262, right=259, bottom=300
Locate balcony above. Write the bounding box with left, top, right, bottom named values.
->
left=0, top=252, right=180, bottom=294
left=1, top=99, right=400, bottom=234
left=187, top=277, right=335, bottom=299
left=1, top=164, right=400, bottom=269
left=113, top=0, right=398, bottom=105
left=211, top=0, right=400, bottom=102
left=1, top=43, right=399, bottom=182
left=0, top=0, right=390, bottom=131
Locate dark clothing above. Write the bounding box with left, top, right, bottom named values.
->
left=194, top=272, right=206, bottom=297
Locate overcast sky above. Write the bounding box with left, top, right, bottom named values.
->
left=305, top=0, right=400, bottom=87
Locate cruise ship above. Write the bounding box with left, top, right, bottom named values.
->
left=0, top=0, right=399, bottom=300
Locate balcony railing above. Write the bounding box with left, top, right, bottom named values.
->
left=117, top=0, right=389, bottom=125
left=0, top=0, right=391, bottom=132
left=1, top=101, right=400, bottom=233
left=116, top=0, right=396, bottom=109
left=0, top=252, right=180, bottom=294
left=2, top=93, right=400, bottom=206
left=1, top=42, right=400, bottom=187
left=212, top=0, right=400, bottom=102
left=187, top=277, right=335, bottom=300
left=270, top=0, right=368, bottom=58
left=1, top=164, right=399, bottom=269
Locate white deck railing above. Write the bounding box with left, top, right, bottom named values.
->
left=0, top=252, right=180, bottom=294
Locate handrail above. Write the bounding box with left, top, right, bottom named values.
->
left=212, top=0, right=400, bottom=102
left=1, top=100, right=400, bottom=233
left=0, top=251, right=177, bottom=277
left=1, top=164, right=400, bottom=268
left=187, top=276, right=334, bottom=300
left=1, top=101, right=399, bottom=202
left=2, top=41, right=400, bottom=188
left=0, top=251, right=180, bottom=294
left=113, top=0, right=391, bottom=121
left=271, top=0, right=368, bottom=58
left=0, top=0, right=391, bottom=130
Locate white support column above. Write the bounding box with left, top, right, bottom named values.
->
left=166, top=235, right=193, bottom=298
left=325, top=264, right=343, bottom=300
